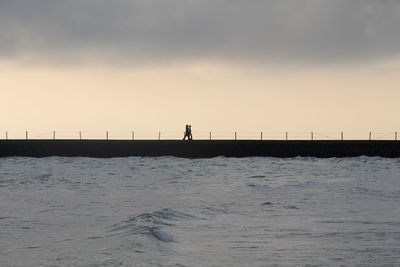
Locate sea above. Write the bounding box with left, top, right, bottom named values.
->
left=1, top=156, right=400, bottom=266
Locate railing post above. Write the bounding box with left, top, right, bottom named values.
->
left=158, top=131, right=161, bottom=140
left=79, top=131, right=82, bottom=140
left=235, top=132, right=237, bottom=141
left=261, top=132, right=263, bottom=141
left=369, top=132, right=372, bottom=141
left=26, top=131, right=28, bottom=140
left=395, top=132, right=398, bottom=141
left=106, top=131, right=109, bottom=140
left=209, top=132, right=212, bottom=140
left=5, top=131, right=8, bottom=140
left=53, top=131, right=56, bottom=140
left=132, top=131, right=135, bottom=141
left=286, top=132, right=288, bottom=141
left=311, top=131, right=314, bottom=141
left=341, top=131, right=344, bottom=141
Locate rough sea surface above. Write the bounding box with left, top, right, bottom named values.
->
left=1, top=156, right=400, bottom=266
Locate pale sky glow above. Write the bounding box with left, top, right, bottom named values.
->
left=1, top=0, right=400, bottom=139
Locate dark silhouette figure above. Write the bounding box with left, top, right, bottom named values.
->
left=183, top=125, right=193, bottom=140
left=188, top=125, right=193, bottom=140
left=183, top=125, right=189, bottom=140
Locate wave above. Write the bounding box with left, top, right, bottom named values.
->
left=109, top=208, right=194, bottom=242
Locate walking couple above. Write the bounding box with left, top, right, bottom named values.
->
left=183, top=125, right=193, bottom=140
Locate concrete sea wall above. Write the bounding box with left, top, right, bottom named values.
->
left=1, top=140, right=400, bottom=158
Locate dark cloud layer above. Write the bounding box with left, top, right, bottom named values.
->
left=1, top=0, right=400, bottom=65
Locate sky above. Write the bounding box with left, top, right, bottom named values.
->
left=1, top=0, right=400, bottom=139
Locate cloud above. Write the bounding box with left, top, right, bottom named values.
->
left=1, top=0, right=400, bottom=65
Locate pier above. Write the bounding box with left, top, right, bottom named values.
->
left=1, top=140, right=400, bottom=158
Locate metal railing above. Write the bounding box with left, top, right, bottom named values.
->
left=1, top=131, right=399, bottom=141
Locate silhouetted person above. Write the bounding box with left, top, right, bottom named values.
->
left=183, top=125, right=189, bottom=140
left=188, top=125, right=193, bottom=140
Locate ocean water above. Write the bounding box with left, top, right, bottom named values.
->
left=1, top=156, right=400, bottom=266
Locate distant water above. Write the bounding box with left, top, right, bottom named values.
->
left=1, top=156, right=400, bottom=266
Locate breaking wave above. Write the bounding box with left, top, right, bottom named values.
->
left=109, top=209, right=194, bottom=242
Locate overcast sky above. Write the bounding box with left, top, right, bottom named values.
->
left=1, top=0, right=400, bottom=65
left=1, top=0, right=399, bottom=137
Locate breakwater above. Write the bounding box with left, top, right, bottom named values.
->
left=1, top=140, right=400, bottom=158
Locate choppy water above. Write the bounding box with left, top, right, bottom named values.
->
left=1, top=156, right=400, bottom=266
